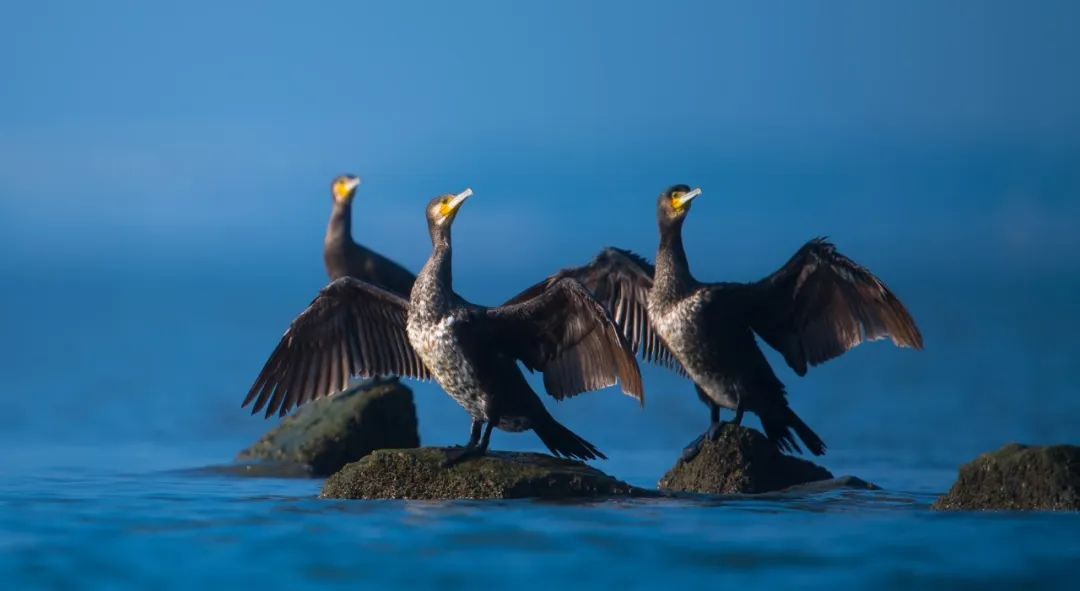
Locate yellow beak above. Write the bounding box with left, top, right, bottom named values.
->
left=334, top=177, right=362, bottom=202
left=672, top=187, right=702, bottom=211
left=441, top=187, right=473, bottom=217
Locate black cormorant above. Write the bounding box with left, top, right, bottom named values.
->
left=245, top=189, right=644, bottom=463
left=508, top=185, right=923, bottom=459
left=324, top=174, right=416, bottom=296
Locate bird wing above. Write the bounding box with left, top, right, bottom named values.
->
left=489, top=277, right=645, bottom=404
left=504, top=247, right=686, bottom=376
left=743, top=238, right=923, bottom=376
left=243, top=277, right=429, bottom=418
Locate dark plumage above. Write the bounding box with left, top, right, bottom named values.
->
left=245, top=189, right=643, bottom=463
left=324, top=174, right=416, bottom=296
left=508, top=185, right=923, bottom=459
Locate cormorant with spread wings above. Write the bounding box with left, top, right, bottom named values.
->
left=245, top=189, right=643, bottom=463
left=508, top=185, right=922, bottom=460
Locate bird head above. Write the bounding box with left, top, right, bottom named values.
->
left=658, top=184, right=703, bottom=224
left=426, top=188, right=473, bottom=229
left=331, top=174, right=362, bottom=204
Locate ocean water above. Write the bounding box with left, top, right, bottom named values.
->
left=3, top=443, right=1080, bottom=589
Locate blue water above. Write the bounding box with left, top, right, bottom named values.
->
left=3, top=443, right=1080, bottom=589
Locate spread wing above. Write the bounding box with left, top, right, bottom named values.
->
left=490, top=277, right=644, bottom=403
left=243, top=277, right=429, bottom=418
left=746, top=238, right=923, bottom=375
left=505, top=247, right=686, bottom=376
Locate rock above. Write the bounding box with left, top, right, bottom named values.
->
left=321, top=448, right=654, bottom=500
left=658, top=424, right=835, bottom=494
left=779, top=475, right=881, bottom=494
left=237, top=378, right=419, bottom=476
left=933, top=443, right=1080, bottom=511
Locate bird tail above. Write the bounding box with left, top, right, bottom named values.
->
left=760, top=405, right=827, bottom=456
left=531, top=410, right=607, bottom=461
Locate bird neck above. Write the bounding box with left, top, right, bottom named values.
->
left=423, top=228, right=454, bottom=290
left=325, top=200, right=353, bottom=247
left=655, top=222, right=695, bottom=294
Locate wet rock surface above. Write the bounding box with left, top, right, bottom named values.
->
left=658, top=424, right=840, bottom=494
left=933, top=443, right=1080, bottom=511
left=237, top=378, right=419, bottom=477
left=321, top=447, right=653, bottom=500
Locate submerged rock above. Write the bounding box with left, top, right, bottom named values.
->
left=658, top=424, right=836, bottom=494
left=237, top=378, right=419, bottom=476
left=933, top=443, right=1080, bottom=511
left=321, top=448, right=652, bottom=500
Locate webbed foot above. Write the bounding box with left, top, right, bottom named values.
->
left=681, top=433, right=707, bottom=462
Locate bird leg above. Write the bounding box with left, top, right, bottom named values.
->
left=477, top=420, right=494, bottom=453
left=706, top=403, right=724, bottom=440
left=465, top=420, right=483, bottom=448
left=443, top=421, right=495, bottom=467
left=732, top=402, right=745, bottom=427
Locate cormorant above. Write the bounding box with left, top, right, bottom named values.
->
left=245, top=189, right=644, bottom=463
left=324, top=174, right=416, bottom=296
left=508, top=185, right=923, bottom=459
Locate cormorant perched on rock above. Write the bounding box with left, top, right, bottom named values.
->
left=324, top=174, right=416, bottom=296
left=245, top=189, right=643, bottom=463
left=508, top=185, right=923, bottom=460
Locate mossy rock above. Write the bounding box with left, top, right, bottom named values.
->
left=658, top=424, right=838, bottom=494
left=321, top=447, right=653, bottom=500
left=933, top=443, right=1080, bottom=511
left=237, top=378, right=419, bottom=476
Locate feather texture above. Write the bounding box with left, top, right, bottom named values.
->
left=505, top=248, right=687, bottom=377
left=746, top=238, right=924, bottom=376
left=242, top=277, right=430, bottom=418
left=491, top=277, right=644, bottom=403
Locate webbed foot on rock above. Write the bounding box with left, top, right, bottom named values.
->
left=681, top=433, right=707, bottom=462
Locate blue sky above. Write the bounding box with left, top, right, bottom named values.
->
left=1, top=0, right=1078, bottom=279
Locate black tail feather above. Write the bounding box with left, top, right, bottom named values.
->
left=761, top=405, right=826, bottom=456
left=531, top=411, right=606, bottom=461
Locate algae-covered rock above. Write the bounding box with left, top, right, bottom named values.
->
left=321, top=448, right=652, bottom=500
left=238, top=378, right=419, bottom=476
left=658, top=424, right=834, bottom=494
left=933, top=443, right=1080, bottom=511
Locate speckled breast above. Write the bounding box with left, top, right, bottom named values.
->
left=406, top=314, right=490, bottom=422
left=648, top=293, right=739, bottom=409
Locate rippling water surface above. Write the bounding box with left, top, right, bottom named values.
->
left=3, top=442, right=1079, bottom=590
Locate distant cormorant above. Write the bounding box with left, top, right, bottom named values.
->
left=324, top=174, right=416, bottom=296
left=245, top=189, right=643, bottom=463
left=508, top=185, right=922, bottom=459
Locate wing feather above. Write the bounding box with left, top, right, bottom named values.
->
left=243, top=277, right=429, bottom=417
left=747, top=238, right=923, bottom=375
left=504, top=248, right=687, bottom=376
left=491, top=277, right=644, bottom=403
